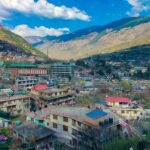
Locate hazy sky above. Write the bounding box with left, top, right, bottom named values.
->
left=0, top=0, right=150, bottom=37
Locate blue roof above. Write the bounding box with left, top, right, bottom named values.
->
left=86, top=109, right=108, bottom=120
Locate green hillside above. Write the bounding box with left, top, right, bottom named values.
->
left=0, top=26, right=46, bottom=57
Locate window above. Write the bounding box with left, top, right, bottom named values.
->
left=126, top=111, right=129, bottom=114
left=72, top=129, right=78, bottom=136
left=121, top=110, right=125, bottom=114
left=63, top=117, right=68, bottom=122
left=134, top=111, right=137, bottom=114
left=72, top=120, right=76, bottom=126
left=78, top=122, right=81, bottom=127
left=53, top=123, right=58, bottom=128
left=39, top=120, right=43, bottom=123
left=53, top=114, right=58, bottom=120
left=63, top=125, right=68, bottom=132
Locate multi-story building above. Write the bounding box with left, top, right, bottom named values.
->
left=15, top=76, right=38, bottom=91
left=0, top=95, right=30, bottom=114
left=26, top=106, right=118, bottom=146
left=50, top=63, right=74, bottom=79
left=38, top=88, right=75, bottom=105
left=106, top=97, right=131, bottom=108
left=7, top=62, right=48, bottom=79
left=106, top=97, right=143, bottom=119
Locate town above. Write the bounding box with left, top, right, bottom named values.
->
left=0, top=0, right=150, bottom=150
left=0, top=58, right=149, bottom=150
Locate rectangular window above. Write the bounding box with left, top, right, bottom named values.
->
left=134, top=111, right=137, bottom=114
left=121, top=110, right=125, bottom=114
left=63, top=117, right=68, bottom=122
left=72, top=119, right=76, bottom=126
left=39, top=120, right=43, bottom=123
left=53, top=114, right=58, bottom=120
left=53, top=123, right=58, bottom=129
left=63, top=125, right=68, bottom=132
left=78, top=122, right=81, bottom=127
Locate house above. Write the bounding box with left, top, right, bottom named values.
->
left=0, top=95, right=30, bottom=114
left=13, top=124, right=54, bottom=143
left=106, top=97, right=131, bottom=108
left=38, top=88, right=75, bottom=105
left=106, top=97, right=143, bottom=119
left=15, top=76, right=38, bottom=91
left=114, top=108, right=143, bottom=119
left=0, top=117, right=10, bottom=128
left=26, top=106, right=119, bottom=146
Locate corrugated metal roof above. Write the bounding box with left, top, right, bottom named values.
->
left=32, top=84, right=48, bottom=91
left=9, top=63, right=37, bottom=68
left=86, top=109, right=108, bottom=120
left=106, top=97, right=131, bottom=103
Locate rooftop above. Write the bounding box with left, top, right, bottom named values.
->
left=40, top=88, right=68, bottom=93
left=106, top=97, right=131, bottom=103
left=13, top=124, right=54, bottom=141
left=0, top=95, right=30, bottom=102
left=86, top=109, right=108, bottom=120
left=27, top=106, right=115, bottom=127
left=8, top=62, right=37, bottom=68
left=32, top=84, right=48, bottom=91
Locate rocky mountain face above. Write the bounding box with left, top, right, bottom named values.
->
left=34, top=17, right=150, bottom=60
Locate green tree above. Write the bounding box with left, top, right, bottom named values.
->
left=120, top=81, right=132, bottom=92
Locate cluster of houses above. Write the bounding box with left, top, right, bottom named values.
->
left=0, top=60, right=146, bottom=149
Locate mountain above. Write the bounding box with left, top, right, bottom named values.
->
left=35, top=16, right=150, bottom=60
left=0, top=26, right=46, bottom=58
left=24, top=36, right=43, bottom=44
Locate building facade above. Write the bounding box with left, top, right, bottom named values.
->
left=50, top=63, right=74, bottom=79
left=26, top=106, right=118, bottom=146
left=38, top=88, right=75, bottom=105
left=15, top=76, right=38, bottom=91
left=0, top=95, right=30, bottom=114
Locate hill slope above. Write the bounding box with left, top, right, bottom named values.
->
left=0, top=26, right=45, bottom=58
left=36, top=16, right=150, bottom=60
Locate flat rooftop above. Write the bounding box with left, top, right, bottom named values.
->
left=27, top=106, right=116, bottom=127
left=13, top=124, right=54, bottom=141
left=0, top=95, right=30, bottom=102
left=40, top=88, right=67, bottom=93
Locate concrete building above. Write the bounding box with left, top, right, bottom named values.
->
left=114, top=108, right=143, bottom=119
left=38, top=88, right=75, bottom=105
left=0, top=95, right=30, bottom=114
left=26, top=106, right=118, bottom=146
left=50, top=63, right=74, bottom=79
left=106, top=97, right=131, bottom=108
left=7, top=62, right=48, bottom=79
left=0, top=117, right=10, bottom=128
left=106, top=97, right=143, bottom=119
left=15, top=76, right=38, bottom=91
left=13, top=124, right=54, bottom=143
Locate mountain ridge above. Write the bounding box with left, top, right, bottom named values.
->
left=0, top=26, right=46, bottom=58
left=35, top=16, right=150, bottom=60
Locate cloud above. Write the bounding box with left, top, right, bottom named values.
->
left=11, top=24, right=70, bottom=37
left=0, top=0, right=90, bottom=21
left=126, top=0, right=150, bottom=17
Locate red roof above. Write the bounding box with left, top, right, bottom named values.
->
left=32, top=84, right=48, bottom=91
left=106, top=97, right=131, bottom=103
